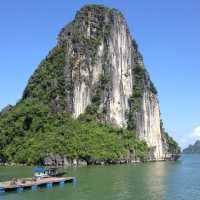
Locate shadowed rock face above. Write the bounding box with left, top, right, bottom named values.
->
left=56, top=5, right=166, bottom=160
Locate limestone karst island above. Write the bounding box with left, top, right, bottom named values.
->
left=5, top=3, right=200, bottom=199
left=0, top=5, right=180, bottom=166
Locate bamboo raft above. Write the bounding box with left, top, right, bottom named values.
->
left=0, top=176, right=76, bottom=193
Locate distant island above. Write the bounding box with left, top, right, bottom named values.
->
left=183, top=140, right=200, bottom=154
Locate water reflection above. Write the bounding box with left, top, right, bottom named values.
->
left=108, top=162, right=168, bottom=200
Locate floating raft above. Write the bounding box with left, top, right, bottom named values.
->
left=0, top=177, right=76, bottom=193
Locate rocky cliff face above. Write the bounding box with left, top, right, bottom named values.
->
left=135, top=91, right=164, bottom=159
left=58, top=6, right=133, bottom=125
left=54, top=5, right=167, bottom=160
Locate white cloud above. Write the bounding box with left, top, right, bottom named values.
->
left=181, top=126, right=200, bottom=149
left=191, top=126, right=200, bottom=139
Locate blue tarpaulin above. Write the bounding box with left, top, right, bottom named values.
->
left=33, top=167, right=47, bottom=173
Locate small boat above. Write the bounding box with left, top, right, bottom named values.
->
left=47, top=167, right=66, bottom=177
left=33, top=167, right=66, bottom=178
left=0, top=167, right=76, bottom=193
left=33, top=167, right=49, bottom=179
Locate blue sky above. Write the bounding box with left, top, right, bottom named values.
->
left=0, top=0, right=200, bottom=148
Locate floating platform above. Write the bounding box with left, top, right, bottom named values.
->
left=0, top=177, right=76, bottom=193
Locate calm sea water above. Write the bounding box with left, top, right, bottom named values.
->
left=0, top=154, right=199, bottom=200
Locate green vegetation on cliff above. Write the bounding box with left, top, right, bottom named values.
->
left=23, top=45, right=66, bottom=112
left=164, top=132, right=181, bottom=154
left=160, top=120, right=181, bottom=154
left=0, top=98, right=148, bottom=164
